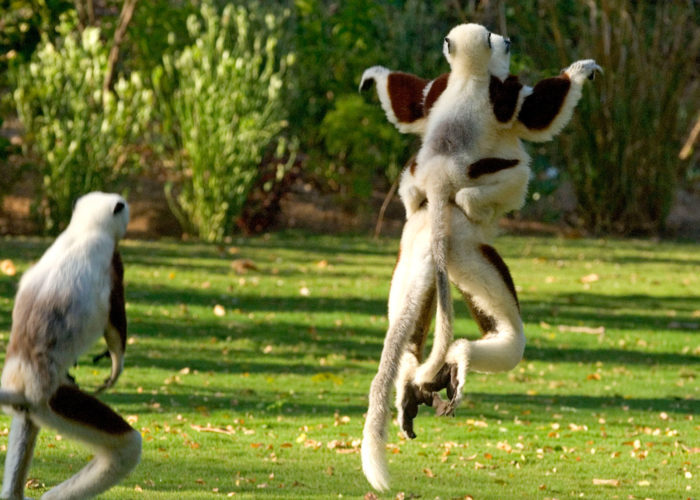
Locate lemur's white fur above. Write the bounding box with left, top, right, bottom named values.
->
left=360, top=24, right=601, bottom=491
left=0, top=192, right=140, bottom=500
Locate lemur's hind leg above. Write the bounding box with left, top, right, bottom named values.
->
left=29, top=386, right=141, bottom=500
left=362, top=212, right=439, bottom=492
left=394, top=282, right=438, bottom=438
left=441, top=218, right=525, bottom=410
left=1, top=411, right=39, bottom=500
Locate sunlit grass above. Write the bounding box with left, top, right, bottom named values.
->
left=0, top=233, right=697, bottom=499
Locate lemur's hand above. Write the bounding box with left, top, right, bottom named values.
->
left=403, top=186, right=426, bottom=219
left=94, top=370, right=120, bottom=394
left=563, top=59, right=603, bottom=84
left=455, top=188, right=495, bottom=224
left=359, top=65, right=389, bottom=92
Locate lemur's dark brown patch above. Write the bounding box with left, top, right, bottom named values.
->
left=387, top=72, right=429, bottom=123
left=479, top=244, right=519, bottom=310
left=489, top=75, right=523, bottom=123
left=407, top=284, right=436, bottom=361
left=461, top=291, right=496, bottom=336
left=49, top=385, right=133, bottom=435
left=468, top=158, right=520, bottom=179
left=408, top=156, right=418, bottom=175
left=423, top=73, right=449, bottom=114
left=109, top=250, right=127, bottom=350
left=518, top=74, right=571, bottom=130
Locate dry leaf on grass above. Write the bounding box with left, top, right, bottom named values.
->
left=558, top=325, right=605, bottom=335
left=0, top=259, right=16, bottom=276
left=231, top=259, right=258, bottom=274
left=593, top=478, right=620, bottom=486
left=580, top=273, right=600, bottom=283
left=190, top=424, right=236, bottom=436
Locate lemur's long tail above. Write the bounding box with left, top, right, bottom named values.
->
left=362, top=289, right=427, bottom=491
left=413, top=192, right=454, bottom=386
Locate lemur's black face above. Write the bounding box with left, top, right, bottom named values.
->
left=444, top=36, right=452, bottom=55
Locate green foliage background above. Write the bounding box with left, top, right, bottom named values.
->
left=1, top=0, right=698, bottom=237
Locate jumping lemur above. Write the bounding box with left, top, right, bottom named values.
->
left=0, top=192, right=140, bottom=500
left=360, top=24, right=601, bottom=492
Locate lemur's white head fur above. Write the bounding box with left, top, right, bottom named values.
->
left=487, top=33, right=511, bottom=81
left=69, top=192, right=129, bottom=240
left=443, top=23, right=511, bottom=80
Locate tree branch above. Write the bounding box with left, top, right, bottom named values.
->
left=103, top=0, right=139, bottom=100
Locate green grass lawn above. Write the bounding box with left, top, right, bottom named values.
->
left=0, top=232, right=698, bottom=499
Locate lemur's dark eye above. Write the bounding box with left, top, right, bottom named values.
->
left=487, top=32, right=492, bottom=49
left=445, top=37, right=453, bottom=54
left=113, top=202, right=125, bottom=215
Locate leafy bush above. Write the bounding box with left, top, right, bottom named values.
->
left=0, top=0, right=72, bottom=70
left=508, top=0, right=700, bottom=234
left=320, top=94, right=404, bottom=202
left=155, top=1, right=292, bottom=242
left=11, top=18, right=153, bottom=233
left=286, top=0, right=456, bottom=197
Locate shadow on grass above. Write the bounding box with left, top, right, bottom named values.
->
left=103, top=388, right=367, bottom=418
left=464, top=391, right=698, bottom=416
left=522, top=292, right=700, bottom=330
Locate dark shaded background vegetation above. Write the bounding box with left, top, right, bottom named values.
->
left=1, top=0, right=698, bottom=240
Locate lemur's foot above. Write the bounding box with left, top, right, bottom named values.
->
left=563, top=59, right=603, bottom=83
left=420, top=363, right=461, bottom=417
left=398, top=379, right=442, bottom=439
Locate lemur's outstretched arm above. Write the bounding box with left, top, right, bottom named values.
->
left=359, top=66, right=447, bottom=135
left=360, top=60, right=601, bottom=141
left=515, top=59, right=602, bottom=142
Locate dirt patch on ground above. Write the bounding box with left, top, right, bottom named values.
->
left=2, top=172, right=699, bottom=240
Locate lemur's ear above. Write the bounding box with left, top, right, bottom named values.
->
left=444, top=37, right=452, bottom=55
left=113, top=202, right=125, bottom=215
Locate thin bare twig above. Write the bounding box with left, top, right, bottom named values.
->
left=103, top=0, right=139, bottom=101
left=679, top=113, right=700, bottom=160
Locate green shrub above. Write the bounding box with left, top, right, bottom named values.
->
left=155, top=1, right=292, bottom=242
left=11, top=18, right=153, bottom=233
left=320, top=94, right=404, bottom=202
left=287, top=0, right=455, bottom=198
